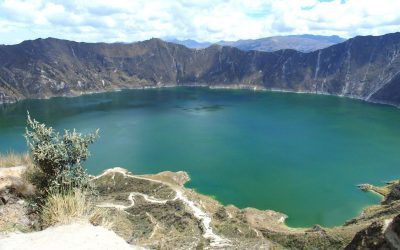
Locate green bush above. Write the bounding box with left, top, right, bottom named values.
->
left=24, top=113, right=99, bottom=200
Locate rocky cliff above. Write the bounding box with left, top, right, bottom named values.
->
left=1, top=32, right=400, bottom=106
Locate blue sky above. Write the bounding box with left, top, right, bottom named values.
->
left=0, top=0, right=399, bottom=44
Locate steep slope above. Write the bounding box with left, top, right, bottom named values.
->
left=1, top=33, right=400, bottom=106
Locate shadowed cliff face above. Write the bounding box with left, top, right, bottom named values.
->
left=1, top=32, right=400, bottom=105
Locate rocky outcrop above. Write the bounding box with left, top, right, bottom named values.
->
left=2, top=32, right=400, bottom=106
left=385, top=183, right=400, bottom=204
left=0, top=166, right=35, bottom=198
left=345, top=214, right=400, bottom=250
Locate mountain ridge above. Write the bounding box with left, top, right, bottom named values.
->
left=168, top=34, right=346, bottom=52
left=1, top=32, right=400, bottom=106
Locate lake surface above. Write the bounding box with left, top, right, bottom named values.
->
left=1, top=87, right=399, bottom=227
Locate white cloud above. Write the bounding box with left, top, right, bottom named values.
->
left=0, top=0, right=399, bottom=44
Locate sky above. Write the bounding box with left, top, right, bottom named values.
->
left=0, top=0, right=399, bottom=44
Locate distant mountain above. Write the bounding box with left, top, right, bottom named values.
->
left=168, top=35, right=345, bottom=52
left=1, top=33, right=400, bottom=106
left=290, top=34, right=345, bottom=44
left=219, top=35, right=345, bottom=52
left=166, top=39, right=212, bottom=49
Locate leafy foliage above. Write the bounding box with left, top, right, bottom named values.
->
left=24, top=113, right=99, bottom=199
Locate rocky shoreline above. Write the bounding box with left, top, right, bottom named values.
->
left=2, top=84, right=398, bottom=111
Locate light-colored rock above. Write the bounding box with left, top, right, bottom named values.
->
left=0, top=166, right=35, bottom=197
left=0, top=223, right=142, bottom=250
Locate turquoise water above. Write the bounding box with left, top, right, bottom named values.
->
left=1, top=87, right=398, bottom=227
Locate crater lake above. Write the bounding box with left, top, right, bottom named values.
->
left=1, top=87, right=399, bottom=227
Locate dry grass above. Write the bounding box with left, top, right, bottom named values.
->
left=41, top=189, right=112, bottom=229
left=0, top=152, right=32, bottom=168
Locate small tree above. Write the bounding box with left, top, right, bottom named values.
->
left=25, top=113, right=99, bottom=198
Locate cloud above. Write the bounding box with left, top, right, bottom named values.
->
left=0, top=0, right=399, bottom=44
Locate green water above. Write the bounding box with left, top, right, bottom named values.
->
left=1, top=87, right=398, bottom=227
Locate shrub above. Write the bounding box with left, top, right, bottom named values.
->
left=24, top=113, right=99, bottom=202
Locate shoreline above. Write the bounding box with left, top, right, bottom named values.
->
left=85, top=166, right=393, bottom=229
left=181, top=170, right=391, bottom=229
left=1, top=83, right=399, bottom=109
